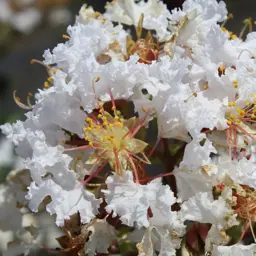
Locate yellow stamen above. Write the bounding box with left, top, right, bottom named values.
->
left=231, top=34, right=238, bottom=40
left=115, top=122, right=122, bottom=127
left=62, top=34, right=70, bottom=39
left=44, top=82, right=50, bottom=88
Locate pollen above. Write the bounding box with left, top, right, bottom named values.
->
left=231, top=34, right=238, bottom=40
left=114, top=122, right=123, bottom=127
left=219, top=65, right=225, bottom=72
left=228, top=101, right=236, bottom=107
left=233, top=80, right=238, bottom=88
left=44, top=82, right=50, bottom=88
left=83, top=102, right=149, bottom=177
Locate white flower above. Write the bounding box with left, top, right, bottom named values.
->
left=3, top=0, right=256, bottom=253
left=181, top=191, right=238, bottom=251
left=173, top=165, right=214, bottom=201
left=181, top=192, right=234, bottom=225
left=137, top=226, right=181, bottom=256
left=181, top=137, right=217, bottom=168
left=23, top=131, right=77, bottom=189
left=104, top=0, right=172, bottom=41
left=213, top=156, right=256, bottom=191
left=147, top=55, right=192, bottom=140
left=102, top=171, right=178, bottom=228
left=84, top=219, right=117, bottom=256
left=26, top=179, right=101, bottom=226
left=182, top=0, right=227, bottom=22
left=212, top=243, right=256, bottom=256
left=169, top=0, right=227, bottom=49
left=180, top=95, right=228, bottom=139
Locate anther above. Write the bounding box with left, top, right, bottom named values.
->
left=233, top=80, right=238, bottom=88
left=231, top=34, right=237, bottom=40
left=62, top=34, right=70, bottom=39
left=115, top=122, right=122, bottom=127
left=44, top=82, right=50, bottom=88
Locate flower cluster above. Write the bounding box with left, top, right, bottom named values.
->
left=2, top=0, right=256, bottom=255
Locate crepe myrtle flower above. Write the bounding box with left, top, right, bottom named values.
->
left=64, top=78, right=151, bottom=184
left=3, top=0, right=256, bottom=255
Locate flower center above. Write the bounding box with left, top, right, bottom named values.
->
left=83, top=101, right=148, bottom=176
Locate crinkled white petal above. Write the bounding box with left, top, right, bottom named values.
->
left=212, top=243, right=256, bottom=256
left=173, top=166, right=213, bottom=201
left=181, top=137, right=217, bottom=168
left=104, top=0, right=172, bottom=41
left=180, top=95, right=228, bottom=138
left=26, top=179, right=101, bottom=226
left=182, top=0, right=227, bottom=22
left=102, top=171, right=177, bottom=228
left=85, top=219, right=116, bottom=256
left=181, top=192, right=234, bottom=225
